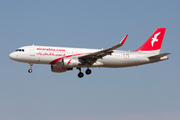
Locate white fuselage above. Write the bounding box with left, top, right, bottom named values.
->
left=9, top=45, right=168, bottom=68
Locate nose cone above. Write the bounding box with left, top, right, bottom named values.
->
left=9, top=52, right=16, bottom=60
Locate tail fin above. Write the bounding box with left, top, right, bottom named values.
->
left=135, top=28, right=166, bottom=54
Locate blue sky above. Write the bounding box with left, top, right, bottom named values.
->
left=1, top=0, right=180, bottom=120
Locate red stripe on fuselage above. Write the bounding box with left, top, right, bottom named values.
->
left=49, top=54, right=81, bottom=65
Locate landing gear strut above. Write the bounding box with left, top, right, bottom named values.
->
left=85, top=63, right=92, bottom=75
left=28, top=63, right=33, bottom=73
left=77, top=67, right=84, bottom=78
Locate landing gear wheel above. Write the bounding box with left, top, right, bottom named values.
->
left=28, top=63, right=33, bottom=73
left=78, top=72, right=84, bottom=78
left=85, top=69, right=91, bottom=75
left=28, top=69, right=32, bottom=73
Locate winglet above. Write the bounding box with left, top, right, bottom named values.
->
left=120, top=34, right=128, bottom=45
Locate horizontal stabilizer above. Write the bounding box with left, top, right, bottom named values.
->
left=148, top=53, right=171, bottom=58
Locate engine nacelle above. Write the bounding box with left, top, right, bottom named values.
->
left=51, top=65, right=73, bottom=73
left=62, top=58, right=80, bottom=68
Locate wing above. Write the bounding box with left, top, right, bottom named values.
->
left=78, top=35, right=128, bottom=64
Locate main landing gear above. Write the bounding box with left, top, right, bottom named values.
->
left=28, top=63, right=33, bottom=73
left=77, top=67, right=92, bottom=78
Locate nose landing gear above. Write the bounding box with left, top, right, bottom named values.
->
left=28, top=69, right=32, bottom=73
left=28, top=63, right=33, bottom=73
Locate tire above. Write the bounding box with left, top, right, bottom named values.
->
left=78, top=72, right=84, bottom=78
left=85, top=69, right=91, bottom=75
left=28, top=69, right=32, bottom=73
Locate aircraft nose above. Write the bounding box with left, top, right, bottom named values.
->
left=9, top=52, right=16, bottom=60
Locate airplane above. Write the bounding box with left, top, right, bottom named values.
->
left=9, top=28, right=170, bottom=78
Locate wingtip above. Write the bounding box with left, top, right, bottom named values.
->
left=120, top=34, right=128, bottom=45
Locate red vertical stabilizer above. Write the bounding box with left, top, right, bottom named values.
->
left=135, top=28, right=166, bottom=52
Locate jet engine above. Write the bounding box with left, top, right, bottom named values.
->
left=51, top=65, right=73, bottom=73
left=62, top=58, right=80, bottom=68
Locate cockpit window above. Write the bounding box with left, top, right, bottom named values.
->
left=15, top=49, right=25, bottom=52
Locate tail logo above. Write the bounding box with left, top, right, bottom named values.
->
left=151, top=32, right=161, bottom=47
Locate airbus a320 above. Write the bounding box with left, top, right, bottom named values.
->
left=9, top=28, right=170, bottom=78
